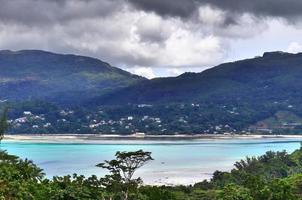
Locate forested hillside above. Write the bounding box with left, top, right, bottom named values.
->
left=0, top=50, right=143, bottom=105
left=2, top=50, right=302, bottom=134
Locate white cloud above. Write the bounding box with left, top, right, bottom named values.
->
left=167, top=68, right=183, bottom=76
left=0, top=0, right=302, bottom=77
left=287, top=42, right=302, bottom=53
left=163, top=31, right=225, bottom=67
left=198, top=6, right=225, bottom=26
left=128, top=67, right=156, bottom=79
left=0, top=1, right=233, bottom=72
left=134, top=13, right=172, bottom=43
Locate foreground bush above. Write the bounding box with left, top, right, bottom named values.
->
left=1, top=148, right=302, bottom=200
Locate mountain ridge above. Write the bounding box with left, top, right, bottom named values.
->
left=0, top=49, right=144, bottom=105
left=2, top=49, right=302, bottom=134
left=94, top=51, right=302, bottom=105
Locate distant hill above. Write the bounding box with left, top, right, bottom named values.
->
left=2, top=50, right=302, bottom=134
left=96, top=51, right=302, bottom=105
left=0, top=50, right=144, bottom=105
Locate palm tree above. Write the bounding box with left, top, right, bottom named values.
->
left=17, top=158, right=45, bottom=181
left=234, top=156, right=258, bottom=171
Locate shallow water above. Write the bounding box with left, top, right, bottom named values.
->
left=1, top=138, right=302, bottom=185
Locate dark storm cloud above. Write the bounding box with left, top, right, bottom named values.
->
left=0, top=0, right=300, bottom=76
left=2, top=0, right=301, bottom=27
left=127, top=0, right=197, bottom=18
left=0, top=0, right=122, bottom=25
left=128, top=0, right=302, bottom=22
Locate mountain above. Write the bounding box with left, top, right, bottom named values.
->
left=96, top=51, right=302, bottom=105
left=2, top=50, right=302, bottom=134
left=0, top=50, right=144, bottom=105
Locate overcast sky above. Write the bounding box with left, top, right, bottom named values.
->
left=1, top=0, right=302, bottom=78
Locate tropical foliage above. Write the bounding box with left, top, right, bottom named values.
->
left=2, top=148, right=302, bottom=199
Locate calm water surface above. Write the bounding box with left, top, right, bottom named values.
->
left=1, top=138, right=302, bottom=185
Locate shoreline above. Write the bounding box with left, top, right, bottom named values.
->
left=3, top=134, right=302, bottom=185
left=4, top=133, right=302, bottom=143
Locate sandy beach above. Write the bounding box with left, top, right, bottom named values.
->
left=4, top=133, right=302, bottom=143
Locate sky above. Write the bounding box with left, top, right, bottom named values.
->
left=1, top=0, right=302, bottom=78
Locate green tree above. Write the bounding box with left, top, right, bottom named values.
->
left=139, top=186, right=176, bottom=200
left=0, top=107, right=8, bottom=143
left=50, top=174, right=103, bottom=200
left=96, top=150, right=153, bottom=200
left=268, top=179, right=297, bottom=200
left=0, top=151, right=46, bottom=199
left=218, top=184, right=253, bottom=200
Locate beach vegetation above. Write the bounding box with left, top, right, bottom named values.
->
left=96, top=150, right=153, bottom=200
left=1, top=149, right=302, bottom=199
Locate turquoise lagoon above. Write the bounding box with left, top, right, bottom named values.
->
left=1, top=137, right=302, bottom=185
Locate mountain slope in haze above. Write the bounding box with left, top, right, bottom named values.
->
left=0, top=50, right=144, bottom=105
left=96, top=51, right=302, bottom=105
